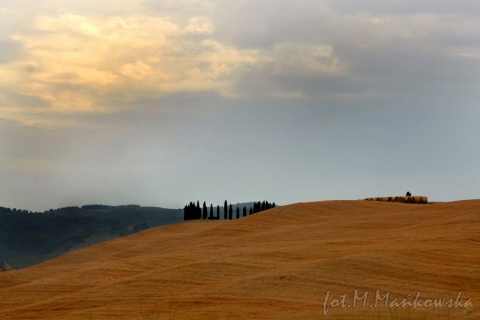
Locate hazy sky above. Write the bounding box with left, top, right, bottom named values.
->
left=1, top=0, right=479, bottom=211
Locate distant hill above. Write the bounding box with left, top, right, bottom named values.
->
left=0, top=205, right=183, bottom=268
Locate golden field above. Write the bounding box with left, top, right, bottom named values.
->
left=1, top=200, right=479, bottom=319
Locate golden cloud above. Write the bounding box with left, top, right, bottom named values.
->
left=0, top=10, right=346, bottom=127
left=0, top=12, right=260, bottom=126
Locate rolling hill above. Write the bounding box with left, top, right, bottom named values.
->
left=0, top=200, right=479, bottom=319
left=0, top=205, right=183, bottom=268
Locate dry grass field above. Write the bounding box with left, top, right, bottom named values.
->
left=1, top=200, right=479, bottom=319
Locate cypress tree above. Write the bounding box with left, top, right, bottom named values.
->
left=196, top=201, right=201, bottom=219
left=203, top=201, right=208, bottom=219
left=249, top=207, right=253, bottom=215
left=184, top=202, right=192, bottom=220
left=224, top=200, right=228, bottom=220
left=243, top=206, right=247, bottom=217
left=184, top=201, right=202, bottom=220
left=209, top=204, right=214, bottom=219
left=236, top=207, right=240, bottom=219
left=229, top=204, right=233, bottom=220
left=254, top=202, right=260, bottom=213
left=216, top=205, right=220, bottom=219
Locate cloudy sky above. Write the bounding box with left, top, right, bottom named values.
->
left=1, top=0, right=479, bottom=211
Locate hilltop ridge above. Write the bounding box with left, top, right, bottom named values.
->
left=0, top=200, right=479, bottom=319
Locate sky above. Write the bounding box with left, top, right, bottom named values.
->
left=1, top=0, right=479, bottom=211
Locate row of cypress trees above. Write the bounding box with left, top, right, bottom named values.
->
left=183, top=200, right=276, bottom=221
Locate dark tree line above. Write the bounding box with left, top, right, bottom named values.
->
left=252, top=201, right=276, bottom=213
left=183, top=200, right=276, bottom=221
left=183, top=202, right=202, bottom=221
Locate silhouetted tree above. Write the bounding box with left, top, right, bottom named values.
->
left=184, top=199, right=275, bottom=221
left=190, top=203, right=194, bottom=220
left=224, top=200, right=228, bottom=220
left=202, top=201, right=208, bottom=219
left=184, top=201, right=201, bottom=221
left=249, top=201, right=276, bottom=215
left=196, top=201, right=201, bottom=219
left=254, top=202, right=261, bottom=213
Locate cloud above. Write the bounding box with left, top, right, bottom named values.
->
left=2, top=0, right=480, bottom=128
left=0, top=11, right=261, bottom=127
left=270, top=43, right=343, bottom=76
left=0, top=3, right=350, bottom=127
left=329, top=0, right=480, bottom=15
left=143, top=0, right=215, bottom=15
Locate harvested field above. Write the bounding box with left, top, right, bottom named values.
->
left=1, top=200, right=479, bottom=319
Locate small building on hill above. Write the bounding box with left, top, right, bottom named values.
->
left=365, top=196, right=428, bottom=204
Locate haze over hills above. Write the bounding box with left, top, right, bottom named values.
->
left=0, top=204, right=183, bottom=268
left=0, top=201, right=261, bottom=268
left=0, top=200, right=478, bottom=319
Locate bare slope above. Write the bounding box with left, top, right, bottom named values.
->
left=1, top=200, right=479, bottom=319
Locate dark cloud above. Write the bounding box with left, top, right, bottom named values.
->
left=329, top=0, right=480, bottom=15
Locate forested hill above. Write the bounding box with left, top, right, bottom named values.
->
left=0, top=205, right=183, bottom=269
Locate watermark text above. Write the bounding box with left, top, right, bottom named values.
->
left=323, top=290, right=475, bottom=316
